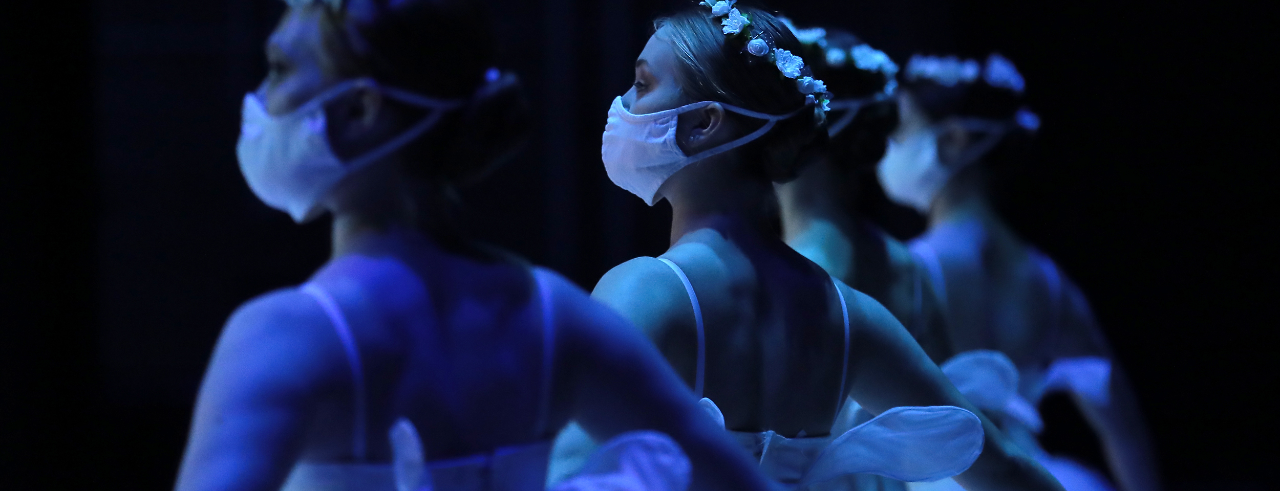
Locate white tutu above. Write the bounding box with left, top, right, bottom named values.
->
left=699, top=398, right=983, bottom=490
left=904, top=351, right=1117, bottom=491
left=282, top=420, right=691, bottom=491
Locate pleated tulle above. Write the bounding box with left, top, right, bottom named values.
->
left=700, top=398, right=984, bottom=489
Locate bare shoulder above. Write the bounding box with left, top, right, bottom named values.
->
left=590, top=256, right=693, bottom=339
left=210, top=288, right=348, bottom=396
left=594, top=256, right=685, bottom=297
left=223, top=288, right=332, bottom=347
left=537, top=267, right=633, bottom=341
left=835, top=279, right=903, bottom=334
left=535, top=267, right=672, bottom=384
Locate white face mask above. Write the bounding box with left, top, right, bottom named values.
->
left=600, top=96, right=804, bottom=206
left=236, top=79, right=464, bottom=223
left=876, top=129, right=948, bottom=213
left=876, top=119, right=1013, bottom=213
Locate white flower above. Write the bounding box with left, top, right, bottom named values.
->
left=774, top=48, right=804, bottom=79
left=747, top=38, right=770, bottom=57
left=797, top=76, right=816, bottom=94
left=826, top=47, right=848, bottom=67
left=703, top=0, right=736, bottom=17
left=983, top=54, right=1026, bottom=93
left=884, top=79, right=898, bottom=95
left=960, top=59, right=981, bottom=81
left=905, top=55, right=981, bottom=86
left=806, top=94, right=817, bottom=105
left=851, top=45, right=897, bottom=75
left=796, top=76, right=828, bottom=95
left=721, top=8, right=750, bottom=35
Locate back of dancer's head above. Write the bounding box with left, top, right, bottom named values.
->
left=306, top=0, right=530, bottom=186
left=655, top=5, right=828, bottom=183
left=792, top=24, right=900, bottom=172
left=898, top=52, right=1039, bottom=174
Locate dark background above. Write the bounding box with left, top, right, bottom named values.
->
left=1, top=0, right=1273, bottom=489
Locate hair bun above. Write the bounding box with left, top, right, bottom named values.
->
left=759, top=101, right=829, bottom=183
left=792, top=25, right=901, bottom=172
left=439, top=70, right=532, bottom=185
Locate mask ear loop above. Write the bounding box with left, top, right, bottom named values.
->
left=340, top=82, right=471, bottom=171
left=934, top=117, right=1015, bottom=175
left=825, top=101, right=865, bottom=138
left=676, top=103, right=811, bottom=165
left=324, top=78, right=468, bottom=172
left=825, top=94, right=887, bottom=138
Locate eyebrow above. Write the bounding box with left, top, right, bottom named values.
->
left=635, top=59, right=649, bottom=69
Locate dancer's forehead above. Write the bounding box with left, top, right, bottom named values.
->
left=267, top=7, right=348, bottom=78
left=260, top=7, right=351, bottom=115
left=637, top=28, right=680, bottom=79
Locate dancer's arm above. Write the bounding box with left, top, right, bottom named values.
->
left=1057, top=287, right=1162, bottom=491
left=174, top=291, right=344, bottom=491
left=840, top=283, right=1065, bottom=491
left=544, top=270, right=774, bottom=491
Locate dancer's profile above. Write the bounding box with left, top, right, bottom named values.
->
left=173, top=1, right=777, bottom=490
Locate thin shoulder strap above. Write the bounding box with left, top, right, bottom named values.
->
left=532, top=269, right=556, bottom=438
left=831, top=277, right=851, bottom=413
left=657, top=257, right=705, bottom=398
left=301, top=283, right=367, bottom=461
left=911, top=241, right=947, bottom=307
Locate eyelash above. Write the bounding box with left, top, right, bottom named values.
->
left=633, top=80, right=647, bottom=90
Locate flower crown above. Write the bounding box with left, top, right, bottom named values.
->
left=905, top=53, right=1025, bottom=93
left=905, top=53, right=1040, bottom=131
left=700, top=1, right=831, bottom=113
left=778, top=17, right=900, bottom=97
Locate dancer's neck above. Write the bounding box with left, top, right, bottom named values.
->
left=777, top=158, right=857, bottom=244
left=928, top=176, right=1000, bottom=229
left=664, top=159, right=777, bottom=247
left=328, top=170, right=460, bottom=260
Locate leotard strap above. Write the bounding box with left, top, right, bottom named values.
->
left=657, top=257, right=705, bottom=397
left=533, top=269, right=556, bottom=438
left=301, top=283, right=368, bottom=461
left=831, top=277, right=851, bottom=413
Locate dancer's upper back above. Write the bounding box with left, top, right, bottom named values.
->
left=595, top=224, right=855, bottom=437
left=911, top=218, right=1108, bottom=394
left=292, top=237, right=556, bottom=464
